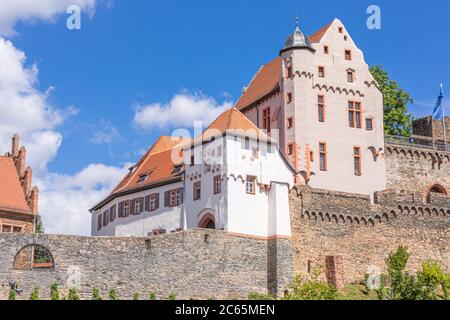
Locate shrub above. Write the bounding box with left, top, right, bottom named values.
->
left=50, top=282, right=60, bottom=301
left=8, top=288, right=16, bottom=300
left=92, top=287, right=103, bottom=300
left=29, top=287, right=39, bottom=300
left=248, top=292, right=275, bottom=300
left=149, top=291, right=157, bottom=300
left=417, top=260, right=449, bottom=300
left=283, top=274, right=339, bottom=300
left=168, top=292, right=177, bottom=300
left=68, top=288, right=80, bottom=300
left=109, top=289, right=118, bottom=300
left=133, top=293, right=139, bottom=300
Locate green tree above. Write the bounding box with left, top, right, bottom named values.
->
left=35, top=214, right=44, bottom=234
left=370, top=65, right=414, bottom=136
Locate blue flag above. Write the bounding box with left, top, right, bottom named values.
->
left=432, top=84, right=444, bottom=120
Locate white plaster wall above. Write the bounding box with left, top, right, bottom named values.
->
left=91, top=181, right=183, bottom=237
left=268, top=182, right=291, bottom=237
left=280, top=18, right=386, bottom=195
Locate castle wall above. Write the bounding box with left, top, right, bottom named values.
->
left=0, top=229, right=293, bottom=300
left=385, top=144, right=450, bottom=193
left=290, top=187, right=449, bottom=284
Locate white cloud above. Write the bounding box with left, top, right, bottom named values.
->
left=0, top=0, right=98, bottom=36
left=36, top=163, right=129, bottom=235
left=133, top=92, right=233, bottom=129
left=0, top=37, right=65, bottom=174
left=89, top=119, right=121, bottom=144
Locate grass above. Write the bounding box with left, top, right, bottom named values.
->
left=339, top=284, right=379, bottom=300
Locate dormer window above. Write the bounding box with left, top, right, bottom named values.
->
left=138, top=174, right=148, bottom=183
left=338, top=27, right=343, bottom=34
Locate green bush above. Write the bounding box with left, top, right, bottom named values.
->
left=29, top=287, right=39, bottom=300
left=248, top=292, right=275, bottom=300
left=50, top=282, right=60, bottom=301
left=68, top=288, right=80, bottom=300
left=283, top=274, right=339, bottom=300
left=92, top=287, right=103, bottom=300
left=109, top=289, right=118, bottom=300
left=383, top=246, right=449, bottom=300
left=149, top=292, right=157, bottom=300
left=9, top=288, right=16, bottom=300
left=133, top=293, right=139, bottom=300
left=168, top=292, right=177, bottom=300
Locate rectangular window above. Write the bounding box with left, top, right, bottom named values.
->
left=244, top=137, right=250, bottom=150
left=348, top=101, right=362, bottom=128
left=354, top=147, right=362, bottom=176
left=310, top=151, right=314, bottom=162
left=134, top=198, right=143, bottom=214
left=287, top=117, right=293, bottom=129
left=318, top=66, right=325, bottom=78
left=366, top=118, right=373, bottom=131
left=318, top=95, right=325, bottom=122
left=324, top=45, right=329, bottom=54
left=213, top=175, right=221, bottom=194
left=287, top=144, right=294, bottom=156
left=149, top=193, right=159, bottom=211
left=123, top=201, right=130, bottom=217
left=345, top=50, right=352, bottom=60
left=246, top=176, right=256, bottom=195
left=13, top=226, right=22, bottom=233
left=193, top=181, right=201, bottom=201
left=97, top=214, right=102, bottom=231
left=190, top=155, right=195, bottom=166
left=287, top=92, right=293, bottom=104
left=166, top=189, right=182, bottom=207
left=347, top=70, right=354, bottom=83
left=2, top=225, right=12, bottom=233
left=319, top=143, right=327, bottom=171
left=262, top=108, right=271, bottom=133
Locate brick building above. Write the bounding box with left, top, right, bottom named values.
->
left=0, top=134, right=39, bottom=233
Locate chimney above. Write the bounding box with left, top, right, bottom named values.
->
left=11, top=133, right=20, bottom=157
left=28, top=186, right=39, bottom=214
left=16, top=146, right=27, bottom=176
left=22, top=167, right=33, bottom=196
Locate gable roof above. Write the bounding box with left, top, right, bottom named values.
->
left=112, top=136, right=191, bottom=195
left=234, top=57, right=281, bottom=111
left=0, top=156, right=32, bottom=215
left=234, top=21, right=334, bottom=111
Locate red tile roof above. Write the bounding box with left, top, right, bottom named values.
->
left=0, top=156, right=32, bottom=215
left=111, top=136, right=191, bottom=195
left=234, top=57, right=281, bottom=111
left=234, top=22, right=333, bottom=111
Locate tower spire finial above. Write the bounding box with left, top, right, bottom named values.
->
left=295, top=15, right=299, bottom=28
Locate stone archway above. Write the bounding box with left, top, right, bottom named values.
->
left=425, top=184, right=448, bottom=203
left=198, top=213, right=216, bottom=230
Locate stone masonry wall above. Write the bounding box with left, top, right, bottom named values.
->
left=290, top=186, right=450, bottom=284
left=0, top=230, right=293, bottom=300
left=385, top=144, right=450, bottom=193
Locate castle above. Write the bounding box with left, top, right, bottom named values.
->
left=0, top=18, right=448, bottom=300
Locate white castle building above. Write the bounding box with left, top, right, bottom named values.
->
left=90, top=18, right=387, bottom=237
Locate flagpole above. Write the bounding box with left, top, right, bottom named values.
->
left=442, top=84, right=448, bottom=152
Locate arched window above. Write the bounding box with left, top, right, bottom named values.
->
left=425, top=184, right=448, bottom=203
left=198, top=214, right=216, bottom=230
left=14, top=245, right=54, bottom=270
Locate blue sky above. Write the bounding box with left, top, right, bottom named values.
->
left=0, top=0, right=449, bottom=234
